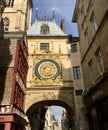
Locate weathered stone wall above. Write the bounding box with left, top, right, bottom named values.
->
left=0, top=38, right=17, bottom=105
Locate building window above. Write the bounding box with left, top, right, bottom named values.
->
left=71, top=44, right=77, bottom=53
left=14, top=82, right=24, bottom=109
left=90, top=13, right=97, bottom=34
left=3, top=17, right=9, bottom=32
left=84, top=28, right=90, bottom=46
left=75, top=89, right=83, bottom=96
left=81, top=7, right=86, bottom=19
left=86, top=0, right=91, bottom=6
left=40, top=43, right=49, bottom=50
left=95, top=48, right=104, bottom=74
left=41, top=23, right=49, bottom=35
left=73, top=66, right=81, bottom=79
left=7, top=0, right=14, bottom=7
left=88, top=60, right=95, bottom=83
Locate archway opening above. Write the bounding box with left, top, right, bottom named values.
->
left=26, top=100, right=74, bottom=130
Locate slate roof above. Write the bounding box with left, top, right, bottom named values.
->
left=27, top=20, right=67, bottom=36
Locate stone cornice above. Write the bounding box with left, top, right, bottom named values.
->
left=26, top=86, right=74, bottom=91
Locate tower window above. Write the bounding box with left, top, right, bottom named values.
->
left=40, top=43, right=49, bottom=50
left=3, top=18, right=9, bottom=32
left=7, top=0, right=14, bottom=7
left=41, top=23, right=49, bottom=35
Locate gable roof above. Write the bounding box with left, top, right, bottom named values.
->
left=27, top=20, right=67, bottom=36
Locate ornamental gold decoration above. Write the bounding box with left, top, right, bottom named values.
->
left=35, top=59, right=60, bottom=79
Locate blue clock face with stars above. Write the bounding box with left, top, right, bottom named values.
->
left=35, top=59, right=60, bottom=79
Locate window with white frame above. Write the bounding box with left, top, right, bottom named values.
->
left=84, top=28, right=90, bottom=46
left=90, top=13, right=97, bottom=34
left=3, top=17, right=9, bottom=32
left=95, top=48, right=104, bottom=74
left=73, top=66, right=81, bottom=79
left=71, top=44, right=77, bottom=53
left=88, top=60, right=95, bottom=83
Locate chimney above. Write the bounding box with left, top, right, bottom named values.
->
left=61, top=19, right=65, bottom=32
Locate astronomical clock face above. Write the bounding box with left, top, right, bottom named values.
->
left=35, top=59, right=60, bottom=79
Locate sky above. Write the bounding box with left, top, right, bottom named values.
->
left=32, top=0, right=78, bottom=36
left=32, top=0, right=77, bottom=121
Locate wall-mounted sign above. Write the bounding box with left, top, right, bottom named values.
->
left=92, top=90, right=103, bottom=101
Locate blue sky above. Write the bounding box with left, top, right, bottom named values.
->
left=32, top=0, right=78, bottom=36
left=50, top=106, right=63, bottom=122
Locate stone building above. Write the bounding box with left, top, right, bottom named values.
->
left=0, top=0, right=89, bottom=130
left=44, top=107, right=52, bottom=130
left=44, top=107, right=62, bottom=130
left=25, top=8, right=88, bottom=129
left=61, top=109, right=69, bottom=130
left=0, top=0, right=32, bottom=129
left=0, top=0, right=6, bottom=36
left=69, top=37, right=89, bottom=130
left=73, top=0, right=108, bottom=130
left=25, top=11, right=75, bottom=129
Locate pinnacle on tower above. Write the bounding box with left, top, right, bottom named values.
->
left=36, top=7, right=38, bottom=20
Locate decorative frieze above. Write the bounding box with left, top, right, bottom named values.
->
left=43, top=92, right=56, bottom=100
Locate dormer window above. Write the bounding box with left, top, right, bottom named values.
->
left=41, top=23, right=49, bottom=35
left=3, top=17, right=9, bottom=32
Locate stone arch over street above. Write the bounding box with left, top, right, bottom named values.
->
left=25, top=87, right=74, bottom=113
left=25, top=94, right=75, bottom=130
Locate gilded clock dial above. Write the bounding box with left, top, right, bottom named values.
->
left=35, top=59, right=60, bottom=79
left=38, top=61, right=57, bottom=78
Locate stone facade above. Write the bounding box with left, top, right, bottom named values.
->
left=25, top=29, right=75, bottom=129
left=69, top=38, right=89, bottom=130
left=25, top=16, right=88, bottom=129
left=44, top=107, right=62, bottom=130
left=0, top=38, right=28, bottom=130
left=73, top=0, right=108, bottom=130
left=2, top=0, right=32, bottom=32
left=0, top=0, right=91, bottom=130
left=61, top=109, right=69, bottom=130
left=0, top=38, right=16, bottom=105
left=0, top=0, right=32, bottom=130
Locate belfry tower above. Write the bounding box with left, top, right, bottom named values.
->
left=0, top=1, right=88, bottom=130
left=25, top=9, right=75, bottom=130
